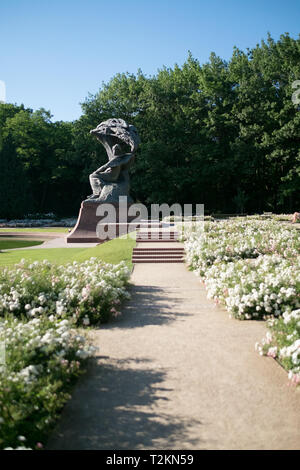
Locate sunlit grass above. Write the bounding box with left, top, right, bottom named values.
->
left=0, top=234, right=136, bottom=268
left=0, top=239, right=44, bottom=250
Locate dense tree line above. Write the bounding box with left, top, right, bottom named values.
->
left=0, top=33, right=299, bottom=218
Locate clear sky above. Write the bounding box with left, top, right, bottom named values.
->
left=1, top=0, right=299, bottom=121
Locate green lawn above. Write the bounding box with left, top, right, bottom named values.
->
left=0, top=235, right=136, bottom=268
left=0, top=227, right=71, bottom=233
left=0, top=239, right=44, bottom=250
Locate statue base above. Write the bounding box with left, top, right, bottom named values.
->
left=66, top=201, right=139, bottom=243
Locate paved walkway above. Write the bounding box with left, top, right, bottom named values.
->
left=47, top=248, right=300, bottom=450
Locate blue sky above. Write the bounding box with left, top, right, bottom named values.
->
left=1, top=0, right=299, bottom=121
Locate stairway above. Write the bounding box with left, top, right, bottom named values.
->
left=132, top=247, right=184, bottom=263
left=133, top=227, right=185, bottom=263
left=136, top=231, right=179, bottom=242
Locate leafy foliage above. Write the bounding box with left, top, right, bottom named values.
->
left=0, top=33, right=299, bottom=216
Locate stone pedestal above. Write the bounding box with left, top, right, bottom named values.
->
left=66, top=201, right=140, bottom=243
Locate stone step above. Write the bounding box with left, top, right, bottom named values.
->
left=132, top=258, right=184, bottom=263
left=136, top=234, right=178, bottom=237
left=133, top=246, right=184, bottom=249
left=137, top=232, right=178, bottom=235
left=136, top=238, right=178, bottom=241
left=136, top=237, right=178, bottom=240
left=133, top=251, right=184, bottom=255
left=133, top=255, right=183, bottom=259
left=133, top=247, right=184, bottom=250
left=138, top=225, right=161, bottom=229
left=136, top=239, right=178, bottom=242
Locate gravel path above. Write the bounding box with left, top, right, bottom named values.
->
left=47, top=252, right=300, bottom=450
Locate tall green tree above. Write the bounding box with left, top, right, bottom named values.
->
left=0, top=133, right=33, bottom=218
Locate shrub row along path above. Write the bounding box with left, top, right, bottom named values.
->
left=47, top=239, right=300, bottom=450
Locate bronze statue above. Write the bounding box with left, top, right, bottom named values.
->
left=87, top=118, right=140, bottom=203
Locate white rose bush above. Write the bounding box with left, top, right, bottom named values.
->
left=0, top=316, right=96, bottom=450
left=183, top=219, right=300, bottom=385
left=0, top=257, right=131, bottom=449
left=0, top=258, right=131, bottom=326
left=256, top=309, right=300, bottom=385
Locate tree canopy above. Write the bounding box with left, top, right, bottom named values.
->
left=0, top=33, right=299, bottom=218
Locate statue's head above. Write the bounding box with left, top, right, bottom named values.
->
left=90, top=118, right=140, bottom=160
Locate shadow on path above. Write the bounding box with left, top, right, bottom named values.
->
left=47, top=356, right=202, bottom=450
left=99, top=285, right=193, bottom=330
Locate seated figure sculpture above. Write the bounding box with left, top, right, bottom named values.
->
left=87, top=118, right=140, bottom=204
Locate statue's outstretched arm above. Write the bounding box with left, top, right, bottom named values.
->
left=94, top=162, right=110, bottom=174
left=92, top=166, right=120, bottom=182
left=93, top=153, right=133, bottom=174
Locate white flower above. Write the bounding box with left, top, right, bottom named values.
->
left=76, top=350, right=89, bottom=359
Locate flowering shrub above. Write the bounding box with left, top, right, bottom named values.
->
left=184, top=220, right=299, bottom=320
left=0, top=316, right=96, bottom=450
left=0, top=258, right=131, bottom=326
left=271, top=213, right=298, bottom=223
left=0, top=255, right=132, bottom=448
left=204, top=255, right=300, bottom=320
left=256, top=309, right=300, bottom=385
left=184, top=220, right=299, bottom=275
left=184, top=218, right=300, bottom=385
